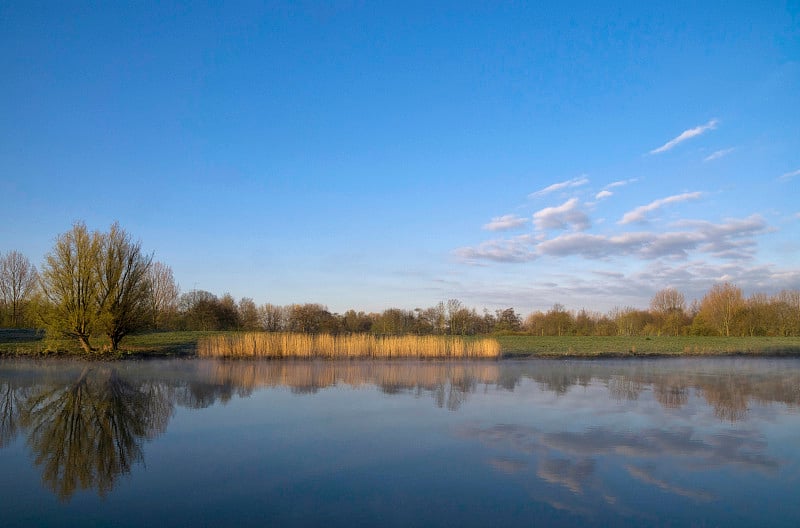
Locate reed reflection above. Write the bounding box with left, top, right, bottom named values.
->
left=198, top=359, right=800, bottom=420
left=204, top=361, right=499, bottom=410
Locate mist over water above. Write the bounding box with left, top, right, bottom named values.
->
left=1, top=358, right=799, bottom=527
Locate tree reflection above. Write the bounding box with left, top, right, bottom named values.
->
left=0, top=380, right=24, bottom=447
left=20, top=366, right=172, bottom=501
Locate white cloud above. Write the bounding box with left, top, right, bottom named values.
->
left=606, top=178, right=638, bottom=189
left=454, top=235, right=536, bottom=263
left=703, top=148, right=734, bottom=162
left=649, top=119, right=719, bottom=155
left=529, top=176, right=589, bottom=198
left=533, top=198, right=591, bottom=231
left=779, top=169, right=800, bottom=181
left=595, top=190, right=613, bottom=200
left=482, top=214, right=528, bottom=232
left=619, top=192, right=703, bottom=225
left=455, top=214, right=769, bottom=264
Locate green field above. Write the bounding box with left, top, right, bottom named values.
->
left=495, top=335, right=800, bottom=357
left=2, top=329, right=800, bottom=358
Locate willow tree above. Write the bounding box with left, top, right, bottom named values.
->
left=40, top=222, right=153, bottom=352
left=96, top=223, right=152, bottom=350
left=39, top=222, right=102, bottom=352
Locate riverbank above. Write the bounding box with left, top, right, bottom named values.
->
left=2, top=329, right=800, bottom=359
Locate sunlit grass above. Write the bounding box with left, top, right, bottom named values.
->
left=197, top=332, right=502, bottom=359
left=496, top=335, right=800, bottom=357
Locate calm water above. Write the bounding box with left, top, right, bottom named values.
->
left=1, top=358, right=799, bottom=527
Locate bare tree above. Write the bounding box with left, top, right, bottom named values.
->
left=96, top=223, right=153, bottom=350
left=446, top=299, right=463, bottom=335
left=650, top=287, right=686, bottom=336
left=650, top=287, right=686, bottom=315
left=0, top=250, right=38, bottom=327
left=258, top=303, right=288, bottom=332
left=699, top=283, right=744, bottom=337
left=146, top=261, right=179, bottom=330
left=39, top=222, right=103, bottom=352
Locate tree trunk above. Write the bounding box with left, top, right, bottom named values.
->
left=78, top=335, right=95, bottom=353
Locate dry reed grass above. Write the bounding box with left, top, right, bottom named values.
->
left=197, top=332, right=501, bottom=359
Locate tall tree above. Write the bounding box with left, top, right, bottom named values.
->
left=146, top=261, right=179, bottom=330
left=96, top=223, right=153, bottom=350
left=39, top=223, right=102, bottom=352
left=0, top=250, right=38, bottom=327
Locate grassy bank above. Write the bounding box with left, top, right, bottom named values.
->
left=3, top=329, right=800, bottom=359
left=0, top=329, right=213, bottom=358
left=496, top=335, right=800, bottom=357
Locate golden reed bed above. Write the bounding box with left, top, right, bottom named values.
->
left=197, top=332, right=501, bottom=359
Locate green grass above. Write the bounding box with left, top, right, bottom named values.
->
left=3, top=329, right=800, bottom=359
left=0, top=329, right=218, bottom=358
left=495, top=335, right=800, bottom=357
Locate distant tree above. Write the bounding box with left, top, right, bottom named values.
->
left=447, top=301, right=476, bottom=335
left=543, top=304, right=573, bottom=336
left=650, top=287, right=686, bottom=315
left=342, top=309, right=372, bottom=333
left=237, top=297, right=260, bottom=331
left=287, top=303, right=332, bottom=334
left=146, top=261, right=179, bottom=330
left=445, top=299, right=463, bottom=335
left=573, top=309, right=596, bottom=336
left=494, top=307, right=522, bottom=332
left=524, top=311, right=546, bottom=335
left=216, top=293, right=240, bottom=330
left=479, top=309, right=497, bottom=334
left=179, top=290, right=219, bottom=331
left=96, top=223, right=153, bottom=350
left=736, top=293, right=770, bottom=336
left=649, top=288, right=687, bottom=336
left=420, top=302, right=447, bottom=335
left=698, top=283, right=744, bottom=337
left=259, top=303, right=288, bottom=332
left=39, top=222, right=103, bottom=352
left=772, top=290, right=800, bottom=336
left=611, top=306, right=652, bottom=336
left=373, top=308, right=415, bottom=335
left=0, top=250, right=38, bottom=327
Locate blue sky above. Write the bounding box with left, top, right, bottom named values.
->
left=1, top=1, right=798, bottom=314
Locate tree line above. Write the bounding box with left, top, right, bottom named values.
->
left=2, top=223, right=800, bottom=352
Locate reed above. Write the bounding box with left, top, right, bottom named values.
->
left=197, top=332, right=501, bottom=359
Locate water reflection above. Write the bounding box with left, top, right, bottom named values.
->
left=199, top=359, right=800, bottom=420
left=1, top=365, right=172, bottom=501
left=461, top=420, right=784, bottom=520
left=1, top=357, right=799, bottom=512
